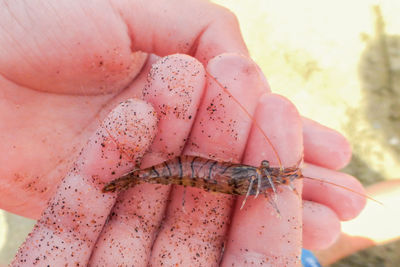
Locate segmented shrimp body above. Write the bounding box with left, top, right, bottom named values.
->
left=102, top=155, right=302, bottom=197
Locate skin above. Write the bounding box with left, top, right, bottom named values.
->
left=0, top=0, right=365, bottom=265
left=315, top=180, right=400, bottom=265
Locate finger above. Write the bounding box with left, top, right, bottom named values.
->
left=1, top=1, right=246, bottom=94
left=11, top=100, right=157, bottom=266
left=340, top=179, right=400, bottom=244
left=89, top=54, right=206, bottom=266
left=302, top=164, right=367, bottom=221
left=149, top=54, right=265, bottom=266
left=314, top=180, right=400, bottom=265
left=112, top=0, right=248, bottom=63
left=110, top=53, right=162, bottom=100
left=302, top=200, right=341, bottom=250
left=0, top=1, right=149, bottom=94
left=302, top=117, right=352, bottom=170
left=221, top=94, right=303, bottom=266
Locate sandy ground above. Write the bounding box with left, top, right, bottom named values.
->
left=1, top=0, right=399, bottom=265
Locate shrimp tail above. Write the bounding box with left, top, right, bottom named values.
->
left=102, top=172, right=140, bottom=193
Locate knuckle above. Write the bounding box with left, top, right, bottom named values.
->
left=214, top=5, right=239, bottom=24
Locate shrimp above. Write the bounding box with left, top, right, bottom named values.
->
left=102, top=70, right=380, bottom=207
left=102, top=155, right=302, bottom=208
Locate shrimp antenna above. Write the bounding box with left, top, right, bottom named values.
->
left=207, top=72, right=381, bottom=206
left=101, top=117, right=142, bottom=167
left=205, top=71, right=283, bottom=170
left=302, top=176, right=383, bottom=205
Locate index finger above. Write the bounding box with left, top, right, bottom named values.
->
left=112, top=0, right=248, bottom=63
left=11, top=100, right=157, bottom=266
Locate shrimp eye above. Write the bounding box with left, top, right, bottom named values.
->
left=261, top=160, right=269, bottom=168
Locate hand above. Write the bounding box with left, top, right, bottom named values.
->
left=0, top=0, right=248, bottom=218
left=315, top=179, right=400, bottom=265
left=10, top=53, right=364, bottom=266
left=1, top=1, right=364, bottom=265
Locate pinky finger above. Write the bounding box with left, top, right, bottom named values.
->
left=302, top=200, right=341, bottom=250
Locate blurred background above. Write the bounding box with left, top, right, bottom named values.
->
left=1, top=0, right=399, bottom=266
